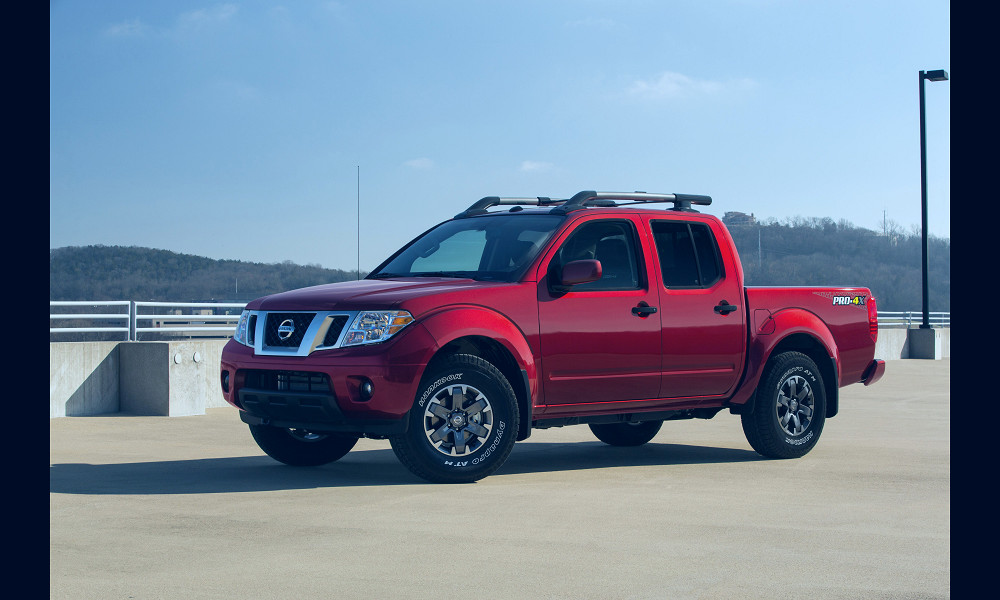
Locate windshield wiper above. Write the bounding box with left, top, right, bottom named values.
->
left=409, top=271, right=474, bottom=279
left=369, top=271, right=474, bottom=279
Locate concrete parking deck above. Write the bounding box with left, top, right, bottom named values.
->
left=50, top=359, right=950, bottom=599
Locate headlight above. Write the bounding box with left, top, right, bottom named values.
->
left=342, top=310, right=414, bottom=346
left=234, top=310, right=252, bottom=346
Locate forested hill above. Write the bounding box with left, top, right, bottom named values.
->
left=48, top=246, right=364, bottom=303
left=724, top=215, right=949, bottom=313
left=50, top=217, right=949, bottom=312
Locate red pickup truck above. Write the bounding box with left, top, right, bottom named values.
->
left=220, top=191, right=885, bottom=483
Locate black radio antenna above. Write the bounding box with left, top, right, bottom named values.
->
left=356, top=165, right=360, bottom=280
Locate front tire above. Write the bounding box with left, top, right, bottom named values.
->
left=390, top=354, right=519, bottom=483
left=589, top=420, right=663, bottom=446
left=249, top=424, right=359, bottom=466
left=742, top=351, right=826, bottom=459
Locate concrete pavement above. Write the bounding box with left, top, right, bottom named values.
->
left=50, top=359, right=950, bottom=599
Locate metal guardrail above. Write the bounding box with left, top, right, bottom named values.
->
left=50, top=301, right=246, bottom=341
left=50, top=301, right=950, bottom=341
left=876, top=311, right=950, bottom=328
left=49, top=301, right=132, bottom=336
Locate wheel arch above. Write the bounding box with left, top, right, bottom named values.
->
left=416, top=307, right=537, bottom=441
left=732, top=307, right=841, bottom=419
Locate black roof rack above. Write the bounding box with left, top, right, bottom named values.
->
left=455, top=190, right=712, bottom=218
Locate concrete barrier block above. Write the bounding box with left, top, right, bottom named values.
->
left=118, top=341, right=227, bottom=416
left=194, top=340, right=230, bottom=409
left=50, top=342, right=121, bottom=418
left=52, top=339, right=231, bottom=418
left=874, top=328, right=909, bottom=360
left=119, top=342, right=170, bottom=415
left=165, top=341, right=212, bottom=416
left=907, top=328, right=943, bottom=360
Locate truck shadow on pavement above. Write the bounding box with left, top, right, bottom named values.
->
left=498, top=441, right=762, bottom=476
left=49, top=441, right=764, bottom=495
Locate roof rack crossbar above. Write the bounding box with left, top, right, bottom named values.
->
left=456, top=190, right=712, bottom=218
left=457, top=196, right=564, bottom=217
left=552, top=191, right=712, bottom=214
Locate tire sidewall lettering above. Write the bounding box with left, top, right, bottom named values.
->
left=787, top=430, right=814, bottom=446
left=418, top=372, right=463, bottom=407
left=775, top=365, right=817, bottom=393
left=470, top=420, right=504, bottom=465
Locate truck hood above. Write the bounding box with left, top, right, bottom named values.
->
left=249, top=277, right=511, bottom=314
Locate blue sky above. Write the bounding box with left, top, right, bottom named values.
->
left=50, top=1, right=950, bottom=271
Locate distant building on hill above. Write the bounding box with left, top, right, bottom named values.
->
left=723, top=211, right=756, bottom=227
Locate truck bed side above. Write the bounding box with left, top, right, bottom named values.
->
left=744, top=286, right=877, bottom=389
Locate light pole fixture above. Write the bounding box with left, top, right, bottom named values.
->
left=918, top=69, right=948, bottom=329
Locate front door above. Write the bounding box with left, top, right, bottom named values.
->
left=536, top=217, right=662, bottom=409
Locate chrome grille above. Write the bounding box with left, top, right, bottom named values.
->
left=247, top=310, right=358, bottom=356
left=322, top=315, right=350, bottom=347
left=264, top=312, right=315, bottom=347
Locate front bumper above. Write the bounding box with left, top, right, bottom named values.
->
left=220, top=322, right=438, bottom=432
left=238, top=406, right=407, bottom=436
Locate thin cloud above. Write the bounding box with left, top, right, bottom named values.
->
left=404, top=158, right=434, bottom=169
left=178, top=4, right=239, bottom=29
left=105, top=19, right=146, bottom=37
left=105, top=4, right=238, bottom=38
left=520, top=161, right=554, bottom=173
left=627, top=71, right=757, bottom=100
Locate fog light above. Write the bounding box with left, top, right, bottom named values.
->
left=221, top=371, right=230, bottom=393
left=359, top=379, right=374, bottom=401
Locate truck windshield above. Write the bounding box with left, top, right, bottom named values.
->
left=370, top=214, right=563, bottom=282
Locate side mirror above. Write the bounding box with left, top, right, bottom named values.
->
left=560, top=259, right=602, bottom=286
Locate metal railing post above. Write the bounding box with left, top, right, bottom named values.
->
left=129, top=301, right=136, bottom=341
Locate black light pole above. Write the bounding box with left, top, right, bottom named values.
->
left=918, top=69, right=948, bottom=329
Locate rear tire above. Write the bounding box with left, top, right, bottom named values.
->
left=249, top=424, right=359, bottom=466
left=589, top=420, right=663, bottom=446
left=742, top=351, right=826, bottom=459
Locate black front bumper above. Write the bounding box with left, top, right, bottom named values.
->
left=235, top=369, right=408, bottom=436
left=237, top=385, right=408, bottom=436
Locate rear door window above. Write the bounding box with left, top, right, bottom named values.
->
left=651, top=221, right=724, bottom=288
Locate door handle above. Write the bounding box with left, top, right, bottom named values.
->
left=632, top=305, right=658, bottom=317
left=714, top=301, right=738, bottom=315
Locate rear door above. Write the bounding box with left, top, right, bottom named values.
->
left=536, top=215, right=662, bottom=408
left=644, top=215, right=746, bottom=398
